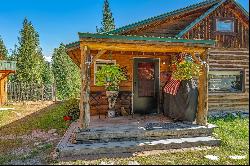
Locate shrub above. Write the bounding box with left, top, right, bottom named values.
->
left=64, top=98, right=80, bottom=122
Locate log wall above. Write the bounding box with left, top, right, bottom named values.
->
left=89, top=52, right=173, bottom=115
left=208, top=48, right=249, bottom=111
left=183, top=1, right=249, bottom=49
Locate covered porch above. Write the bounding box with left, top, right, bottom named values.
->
left=66, top=33, right=215, bottom=130
left=0, top=60, right=16, bottom=106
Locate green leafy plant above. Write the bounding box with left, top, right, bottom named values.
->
left=96, top=64, right=128, bottom=91
left=172, top=56, right=201, bottom=80
left=64, top=98, right=80, bottom=121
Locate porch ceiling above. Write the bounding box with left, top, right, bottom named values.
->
left=66, top=33, right=215, bottom=67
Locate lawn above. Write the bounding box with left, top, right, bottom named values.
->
left=0, top=100, right=249, bottom=165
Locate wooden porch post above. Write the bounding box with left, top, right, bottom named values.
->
left=196, top=50, right=209, bottom=126
left=79, top=45, right=91, bottom=130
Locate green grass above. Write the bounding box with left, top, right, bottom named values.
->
left=0, top=101, right=249, bottom=165
left=0, top=99, right=77, bottom=162
left=0, top=99, right=78, bottom=137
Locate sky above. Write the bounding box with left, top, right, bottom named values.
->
left=0, top=0, right=249, bottom=61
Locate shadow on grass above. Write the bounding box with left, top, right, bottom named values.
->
left=0, top=101, right=66, bottom=136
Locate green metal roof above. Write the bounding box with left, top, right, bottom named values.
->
left=106, top=0, right=220, bottom=34
left=0, top=60, right=16, bottom=71
left=106, top=0, right=248, bottom=37
left=232, top=0, right=249, bottom=18
left=65, top=41, right=80, bottom=49
left=78, top=32, right=215, bottom=45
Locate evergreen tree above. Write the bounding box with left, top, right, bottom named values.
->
left=0, top=36, right=8, bottom=60
left=15, top=18, right=45, bottom=84
left=7, top=44, right=18, bottom=81
left=97, top=0, right=115, bottom=32
left=51, top=43, right=80, bottom=100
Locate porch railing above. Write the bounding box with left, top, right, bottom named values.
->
left=0, top=60, right=17, bottom=71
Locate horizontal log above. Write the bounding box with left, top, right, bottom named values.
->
left=209, top=60, right=249, bottom=65
left=209, top=64, right=249, bottom=68
left=209, top=55, right=249, bottom=60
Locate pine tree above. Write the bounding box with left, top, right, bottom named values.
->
left=97, top=0, right=116, bottom=32
left=0, top=36, right=8, bottom=60
left=15, top=18, right=45, bottom=84
left=51, top=43, right=80, bottom=100
left=7, top=44, right=18, bottom=81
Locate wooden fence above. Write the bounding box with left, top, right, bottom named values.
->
left=7, top=82, right=56, bottom=102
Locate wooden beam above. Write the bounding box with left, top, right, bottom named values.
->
left=92, top=50, right=107, bottom=62
left=79, top=45, right=91, bottom=130
left=0, top=71, right=11, bottom=81
left=196, top=50, right=209, bottom=126
left=79, top=41, right=207, bottom=54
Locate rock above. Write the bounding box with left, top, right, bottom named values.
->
left=229, top=155, right=246, bottom=160
left=53, top=133, right=58, bottom=136
left=204, top=155, right=219, bottom=161
left=34, top=142, right=42, bottom=146
left=99, top=161, right=114, bottom=165
left=48, top=129, right=57, bottom=134
left=128, top=161, right=140, bottom=165
left=11, top=147, right=31, bottom=156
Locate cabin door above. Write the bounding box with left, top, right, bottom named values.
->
left=133, top=58, right=160, bottom=114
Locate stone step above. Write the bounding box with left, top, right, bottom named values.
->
left=76, top=123, right=217, bottom=143
left=58, top=136, right=221, bottom=161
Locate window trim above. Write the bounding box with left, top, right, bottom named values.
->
left=208, top=69, right=245, bottom=94
left=94, top=59, right=116, bottom=86
left=213, top=17, right=236, bottom=36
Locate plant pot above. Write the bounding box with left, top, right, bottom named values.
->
left=106, top=91, right=119, bottom=118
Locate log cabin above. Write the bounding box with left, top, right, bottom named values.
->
left=0, top=57, right=16, bottom=106
left=65, top=0, right=248, bottom=129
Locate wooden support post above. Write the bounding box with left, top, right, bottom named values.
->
left=79, top=45, right=91, bottom=130
left=196, top=50, right=209, bottom=126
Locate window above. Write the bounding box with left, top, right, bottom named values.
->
left=216, top=19, right=234, bottom=32
left=94, top=59, right=116, bottom=85
left=208, top=70, right=244, bottom=93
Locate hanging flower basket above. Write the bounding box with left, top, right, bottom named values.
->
left=171, top=55, right=201, bottom=80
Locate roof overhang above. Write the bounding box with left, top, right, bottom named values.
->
left=66, top=33, right=215, bottom=66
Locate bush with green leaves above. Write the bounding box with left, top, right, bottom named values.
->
left=64, top=98, right=80, bottom=121
left=95, top=64, right=128, bottom=91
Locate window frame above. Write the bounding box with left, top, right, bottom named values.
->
left=94, top=59, right=116, bottom=86
left=208, top=69, right=245, bottom=94
left=214, top=17, right=236, bottom=36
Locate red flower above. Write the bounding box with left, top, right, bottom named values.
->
left=172, top=64, right=177, bottom=71
left=63, top=116, right=72, bottom=121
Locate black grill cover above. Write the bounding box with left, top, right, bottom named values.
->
left=162, top=79, right=198, bottom=122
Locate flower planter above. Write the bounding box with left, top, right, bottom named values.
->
left=106, top=91, right=119, bottom=118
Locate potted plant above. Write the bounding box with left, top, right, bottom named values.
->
left=95, top=64, right=128, bottom=118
